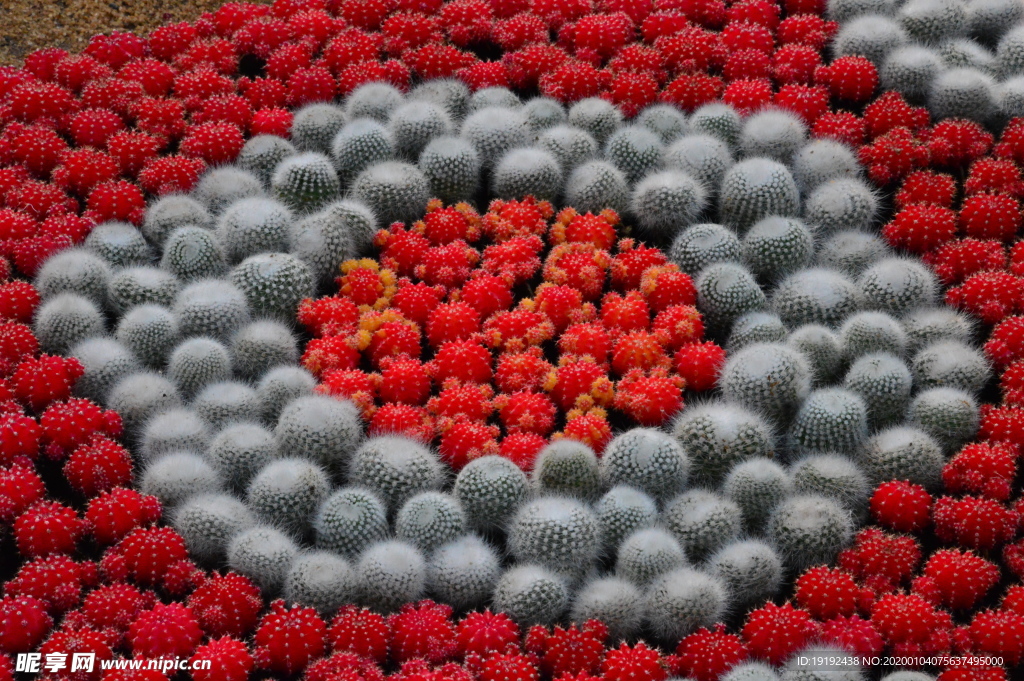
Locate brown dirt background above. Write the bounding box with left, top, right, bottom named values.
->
left=0, top=0, right=271, bottom=66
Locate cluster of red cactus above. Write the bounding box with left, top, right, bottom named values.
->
left=300, top=198, right=722, bottom=470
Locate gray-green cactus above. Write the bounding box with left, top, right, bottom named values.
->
left=492, top=564, right=569, bottom=627
left=173, top=493, right=256, bottom=563
left=291, top=103, right=348, bottom=153
left=531, top=439, right=602, bottom=500
left=664, top=489, right=743, bottom=560
left=275, top=394, right=363, bottom=474
left=140, top=451, right=223, bottom=508
left=844, top=352, right=914, bottom=427
left=143, top=194, right=213, bottom=246
left=348, top=435, right=446, bottom=511
left=173, top=279, right=251, bottom=341
left=246, top=457, right=331, bottom=534
left=107, top=266, right=181, bottom=314
left=453, top=455, right=530, bottom=531
left=672, top=400, right=776, bottom=486
left=160, top=226, right=228, bottom=282
left=859, top=426, right=945, bottom=490
left=115, top=304, right=179, bottom=368
left=271, top=152, right=341, bottom=213
left=722, top=458, right=793, bottom=533
left=771, top=267, right=861, bottom=328
left=70, top=336, right=140, bottom=404
left=237, top=135, right=297, bottom=186
left=601, top=428, right=690, bottom=500
left=719, top=342, right=812, bottom=423
left=644, top=567, right=729, bottom=641
left=718, top=158, right=800, bottom=231
left=314, top=487, right=389, bottom=558
left=34, top=293, right=105, bottom=355
left=595, top=485, right=658, bottom=554
left=191, top=380, right=262, bottom=428
left=741, top=216, right=815, bottom=281
left=907, top=386, right=979, bottom=451
left=84, top=221, right=152, bottom=267
left=669, top=223, right=743, bottom=276
left=395, top=492, right=466, bottom=552
left=283, top=550, right=355, bottom=615
left=508, top=496, right=601, bottom=573
left=615, top=528, right=688, bottom=586
left=767, top=494, right=854, bottom=570
left=205, top=422, right=280, bottom=490
left=227, top=524, right=300, bottom=594
left=427, top=534, right=502, bottom=611
left=215, top=197, right=293, bottom=265
left=356, top=540, right=426, bottom=613
left=167, top=336, right=232, bottom=398
left=787, top=388, right=870, bottom=455
left=193, top=167, right=264, bottom=216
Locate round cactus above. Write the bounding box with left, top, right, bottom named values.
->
left=907, top=386, right=979, bottom=450
left=140, top=451, right=223, bottom=508
left=350, top=161, right=430, bottom=225
left=227, top=524, right=300, bottom=594
left=706, top=539, right=783, bottom=611
left=840, top=311, right=907, bottom=360
left=107, top=266, right=181, bottom=314
left=193, top=167, right=265, bottom=216
left=969, top=0, right=1024, bottom=45
left=344, top=82, right=404, bottom=122
left=492, top=564, right=569, bottom=627
left=726, top=313, right=784, bottom=352
left=289, top=200, right=377, bottom=286
left=314, top=487, right=389, bottom=558
left=283, top=550, right=355, bottom=615
left=107, top=371, right=182, bottom=437
left=719, top=342, right=812, bottom=423
left=115, top=304, right=180, bottom=368
left=256, top=365, right=316, bottom=422
left=787, top=388, right=870, bottom=455
left=531, top=439, right=602, bottom=500
left=427, top=534, right=502, bottom=610
left=230, top=320, right=298, bottom=380
left=409, top=78, right=470, bottom=120
left=537, top=125, right=599, bottom=171
left=695, top=262, right=767, bottom=331
left=275, top=394, right=363, bottom=474
left=205, top=422, right=280, bottom=490
left=388, top=102, right=452, bottom=160
left=84, top=221, right=152, bottom=267
left=291, top=103, right=348, bottom=153
left=568, top=97, right=623, bottom=144
left=469, top=87, right=522, bottom=112
left=167, top=336, right=232, bottom=398
left=816, top=230, right=890, bottom=276
left=791, top=140, right=860, bottom=194
left=395, top=492, right=467, bottom=552
left=664, top=135, right=734, bottom=193
left=453, top=455, right=530, bottom=531
left=898, top=0, right=968, bottom=45
left=215, top=197, right=293, bottom=265
left=928, top=67, right=998, bottom=122
left=844, top=352, right=914, bottom=427
left=938, top=39, right=996, bottom=72
left=789, top=454, right=871, bottom=517
left=637, top=104, right=689, bottom=144
left=460, top=106, right=529, bottom=169
left=356, top=540, right=427, bottom=613
left=595, top=485, right=658, bottom=554
left=173, top=279, right=251, bottom=341
left=601, top=428, right=690, bottom=500
left=230, top=252, right=314, bottom=321
left=834, top=15, right=909, bottom=64
left=508, top=496, right=601, bottom=573
left=246, top=457, right=331, bottom=534
left=330, top=118, right=395, bottom=187
left=349, top=435, right=446, bottom=511
left=689, top=103, right=742, bottom=147
left=881, top=46, right=944, bottom=102
left=143, top=194, right=213, bottom=246
left=36, top=248, right=112, bottom=306
left=902, top=306, right=974, bottom=353
left=787, top=324, right=844, bottom=385
left=160, top=226, right=228, bottom=282
left=492, top=147, right=564, bottom=202
left=70, top=336, right=140, bottom=404
left=523, top=97, right=567, bottom=132
left=672, top=400, right=776, bottom=486
left=191, top=381, right=263, bottom=429
left=173, top=493, right=256, bottom=563
left=767, top=494, right=854, bottom=570
left=272, top=152, right=341, bottom=213
left=615, top=528, right=688, bottom=586
left=739, top=110, right=808, bottom=164
left=722, top=457, right=793, bottom=533
left=564, top=160, right=630, bottom=215
left=664, top=489, right=744, bottom=560
left=604, top=125, right=664, bottom=183
left=860, top=425, right=945, bottom=489
left=999, top=76, right=1024, bottom=120
left=570, top=577, right=643, bottom=642
left=139, top=408, right=211, bottom=464
left=806, top=178, right=879, bottom=234
left=631, top=170, right=708, bottom=240
left=741, top=216, right=815, bottom=281
left=418, top=135, right=481, bottom=203
left=771, top=268, right=861, bottom=328
left=911, top=340, right=991, bottom=394
left=237, top=135, right=297, bottom=186
left=644, top=567, right=729, bottom=642
left=34, top=293, right=105, bottom=355
left=669, top=223, right=743, bottom=276
left=718, top=158, right=800, bottom=231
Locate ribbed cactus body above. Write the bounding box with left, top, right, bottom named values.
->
left=34, top=293, right=105, bottom=355
left=284, top=551, right=355, bottom=615
left=115, top=305, right=179, bottom=368
left=844, top=352, right=914, bottom=427
left=787, top=388, right=870, bottom=455
left=695, top=262, right=766, bottom=331
left=173, top=493, right=256, bottom=563
left=228, top=525, right=299, bottom=593
left=664, top=489, right=743, bottom=560
left=454, top=455, right=530, bottom=531
left=532, top=440, right=602, bottom=500
left=205, top=422, right=280, bottom=490
left=314, top=487, right=389, bottom=558
left=418, top=136, right=481, bottom=203
left=787, top=324, right=844, bottom=385
left=272, top=152, right=341, bottom=213
left=840, top=311, right=907, bottom=361
left=689, top=103, right=742, bottom=147
left=349, top=435, right=446, bottom=511
left=508, top=496, right=601, bottom=573
left=160, top=226, right=228, bottom=282
left=140, top=451, right=223, bottom=508
left=389, top=102, right=452, bottom=160
left=669, top=223, right=743, bottom=276
left=230, top=253, right=314, bottom=321
left=331, top=118, right=395, bottom=187
left=246, top=458, right=331, bottom=534
left=898, top=0, right=967, bottom=44
left=427, top=534, right=501, bottom=610
left=604, top=126, right=664, bottom=183
left=767, top=494, right=854, bottom=570
left=601, top=428, right=690, bottom=500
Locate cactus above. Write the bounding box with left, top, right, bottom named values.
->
left=160, top=226, right=228, bottom=282
left=911, top=340, right=991, bottom=393
left=227, top=524, right=300, bottom=594
left=564, top=160, right=631, bottom=215
left=644, top=567, right=729, bottom=641
left=275, top=394, right=363, bottom=474
left=672, top=400, right=776, bottom=486
left=741, top=216, right=815, bottom=281
left=531, top=439, right=602, bottom=500
left=246, top=457, right=331, bottom=534
left=719, top=343, right=812, bottom=423
left=256, top=365, right=316, bottom=422
left=816, top=230, right=890, bottom=276
left=107, top=371, right=182, bottom=437
left=834, top=15, right=909, bottom=64
left=84, top=221, right=152, bottom=267
left=669, top=223, right=743, bottom=276
left=427, top=534, right=502, bottom=611
left=205, top=422, right=280, bottom=491
left=844, top=352, right=914, bottom=427
left=695, top=262, right=767, bottom=331
left=35, top=248, right=112, bottom=306
left=492, top=147, right=564, bottom=202
left=791, top=140, right=860, bottom=193
left=805, top=178, right=879, bottom=234
left=350, top=161, right=430, bottom=225
left=215, top=197, right=293, bottom=265
left=70, top=337, right=140, bottom=404
left=788, top=388, right=869, bottom=455
left=771, top=268, right=861, bottom=328
left=568, top=98, right=623, bottom=144
left=167, top=337, right=232, bottom=398
left=395, top=492, right=467, bottom=552
left=570, top=576, right=643, bottom=641
left=523, top=97, right=567, bottom=132
left=143, top=194, right=213, bottom=246
left=724, top=662, right=782, bottom=681
left=107, top=266, right=181, bottom=314
left=928, top=68, right=998, bottom=122
left=968, top=0, right=1024, bottom=45
left=330, top=118, right=395, bottom=187
left=902, top=306, right=975, bottom=353
left=460, top=106, right=529, bottom=169
left=781, top=644, right=865, bottom=681
left=115, top=304, right=179, bottom=368
left=595, top=485, right=658, bottom=554
left=728, top=311, right=788, bottom=351
left=193, top=167, right=264, bottom=216
left=1000, top=76, right=1024, bottom=120
left=140, top=408, right=211, bottom=464
left=739, top=110, right=808, bottom=164
left=664, top=135, right=734, bottom=193
left=839, top=311, right=907, bottom=361
left=789, top=454, right=870, bottom=517
left=469, top=87, right=522, bottom=112
left=349, top=435, right=446, bottom=511
left=938, top=39, right=996, bottom=72
left=907, top=386, right=979, bottom=450
left=706, top=539, right=783, bottom=612
left=722, top=458, right=793, bottom=533
left=637, top=104, right=689, bottom=144
left=492, top=564, right=569, bottom=626
left=615, top=528, right=688, bottom=586
left=389, top=102, right=452, bottom=160
left=230, top=320, right=298, bottom=380
left=453, top=455, right=530, bottom=531
left=898, top=0, right=968, bottom=45
left=272, top=152, right=341, bottom=213
left=418, top=135, right=481, bottom=203
left=689, top=103, right=742, bottom=147
left=314, top=487, right=389, bottom=558
left=537, top=125, right=599, bottom=171
left=191, top=380, right=263, bottom=429
left=34, top=293, right=105, bottom=355
left=601, top=428, right=690, bottom=500
left=409, top=78, right=470, bottom=120
left=291, top=103, right=348, bottom=153
left=140, top=451, right=223, bottom=508
left=718, top=158, right=800, bottom=231
left=787, top=324, right=844, bottom=385
left=283, top=550, right=355, bottom=615
left=881, top=46, right=944, bottom=102
left=344, top=82, right=404, bottom=122
left=631, top=170, right=708, bottom=239
left=859, top=426, right=945, bottom=489
left=356, top=540, right=427, bottom=613
left=604, top=125, right=664, bottom=184
left=230, top=252, right=314, bottom=321
left=172, top=493, right=256, bottom=563
left=664, top=489, right=743, bottom=560
left=508, top=496, right=601, bottom=573
left=237, top=135, right=297, bottom=186
left=290, top=199, right=377, bottom=285
left=173, top=278, right=251, bottom=340
left=767, top=494, right=854, bottom=570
